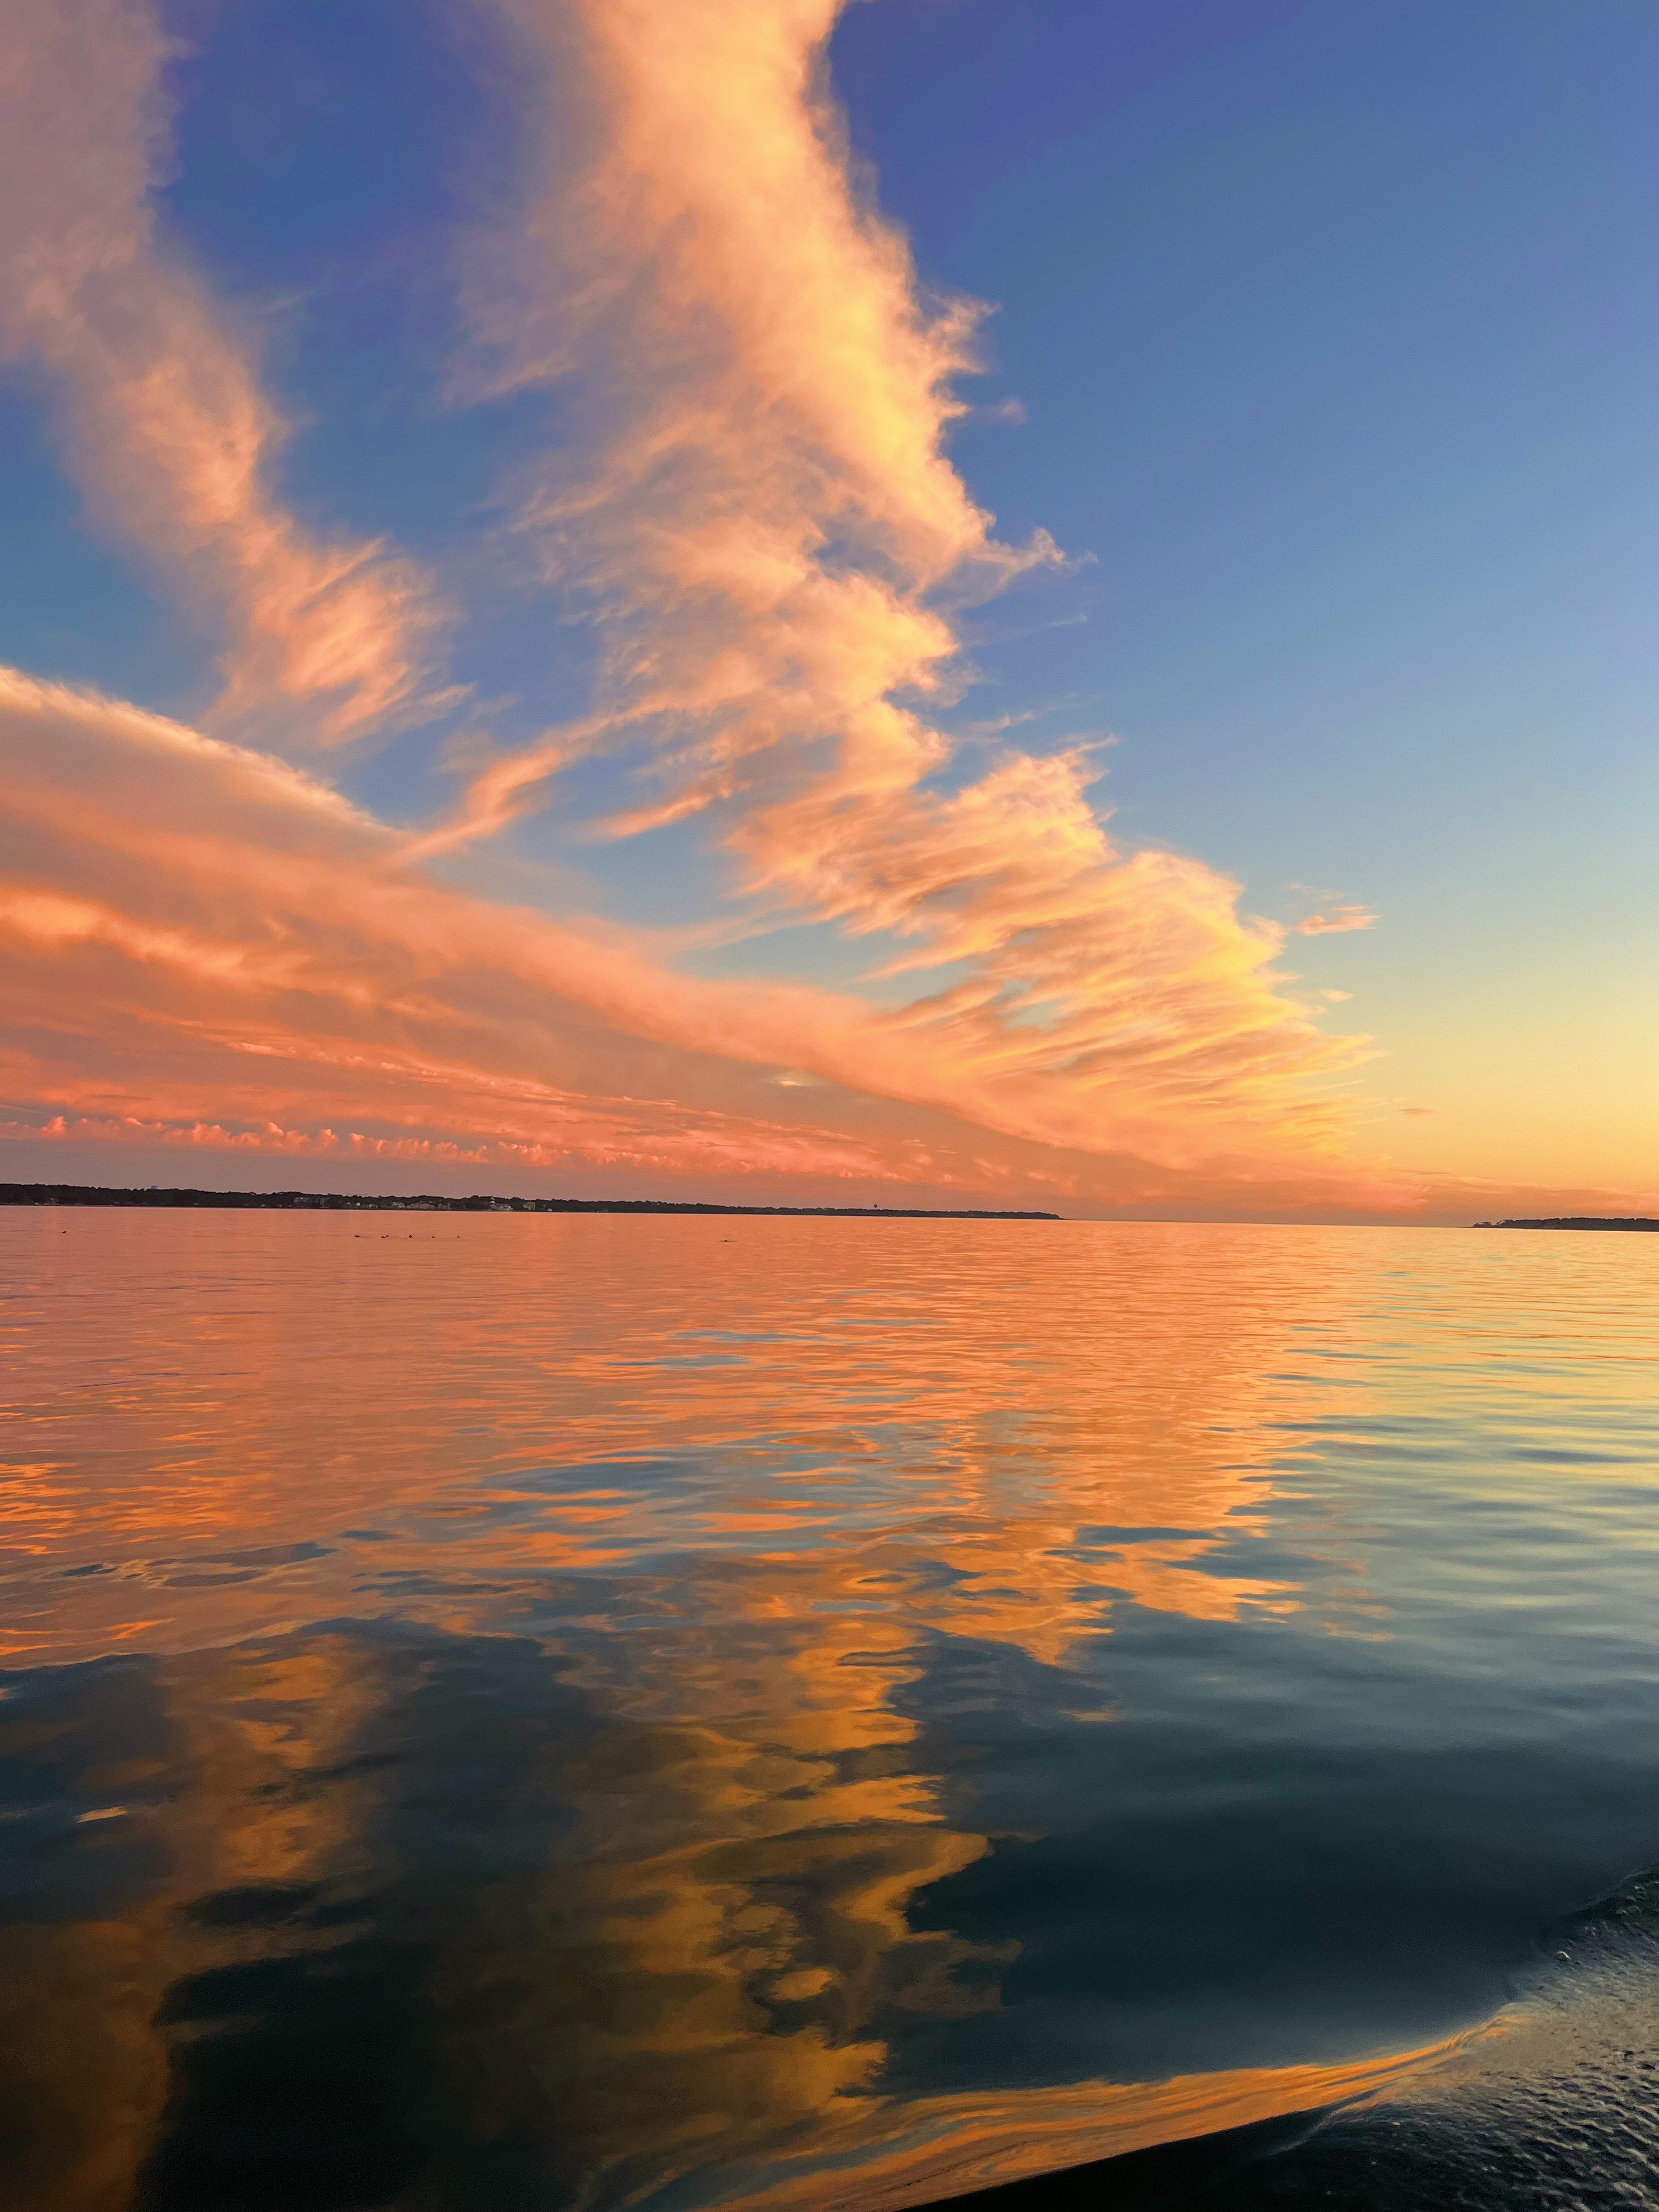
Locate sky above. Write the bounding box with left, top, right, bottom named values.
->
left=1, top=0, right=1654, bottom=1221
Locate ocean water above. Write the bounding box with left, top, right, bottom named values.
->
left=2, top=1211, right=1657, bottom=2212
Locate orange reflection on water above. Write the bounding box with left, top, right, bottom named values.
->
left=0, top=1609, right=1465, bottom=2212
left=710, top=2036, right=1467, bottom=2212
left=0, top=1212, right=1430, bottom=2210
left=1, top=1211, right=1384, bottom=1667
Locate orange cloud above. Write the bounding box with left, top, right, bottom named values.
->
left=0, top=0, right=453, bottom=746
left=1295, top=906, right=1378, bottom=935
left=3, top=10, right=1635, bottom=1225
left=0, top=668, right=1413, bottom=1210
left=1, top=670, right=1410, bottom=1199
left=0, top=2, right=1398, bottom=1209
left=396, top=0, right=1383, bottom=1181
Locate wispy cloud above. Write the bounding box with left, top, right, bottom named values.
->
left=1294, top=906, right=1378, bottom=936
left=408, top=0, right=1376, bottom=1172
left=0, top=3, right=1404, bottom=1209
left=0, top=668, right=1408, bottom=1209
left=0, top=0, right=454, bottom=747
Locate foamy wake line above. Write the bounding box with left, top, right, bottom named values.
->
left=691, top=2042, right=1464, bottom=2212
left=1118, top=1861, right=1659, bottom=2210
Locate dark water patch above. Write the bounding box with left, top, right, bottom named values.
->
left=0, top=1656, right=174, bottom=1915
left=0, top=1624, right=606, bottom=2209
left=138, top=1933, right=435, bottom=2212
left=1192, top=1865, right=1659, bottom=2210
left=184, top=1880, right=334, bottom=1930
left=944, top=1865, right=1659, bottom=2211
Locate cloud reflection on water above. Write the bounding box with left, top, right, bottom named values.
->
left=8, top=1215, right=1655, bottom=2208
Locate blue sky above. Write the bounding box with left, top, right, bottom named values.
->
left=837, top=25, right=1655, bottom=899
left=831, top=0, right=1659, bottom=1182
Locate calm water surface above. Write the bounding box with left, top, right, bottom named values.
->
left=2, top=1215, right=1657, bottom=2210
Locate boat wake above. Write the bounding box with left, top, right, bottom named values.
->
left=960, top=1859, right=1659, bottom=2210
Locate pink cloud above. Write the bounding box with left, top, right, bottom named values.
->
left=0, top=7, right=1441, bottom=1217
left=400, top=1, right=1383, bottom=1181
left=0, top=668, right=1415, bottom=1211
left=1294, top=906, right=1378, bottom=936
left=0, top=0, right=454, bottom=747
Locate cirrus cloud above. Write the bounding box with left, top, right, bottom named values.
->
left=1294, top=906, right=1378, bottom=936
left=0, top=0, right=455, bottom=747
left=0, top=667, right=1409, bottom=1211
left=1, top=1, right=1408, bottom=1215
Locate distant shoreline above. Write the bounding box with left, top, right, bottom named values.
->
left=7, top=1186, right=1652, bottom=1231
left=1474, top=1217, right=1659, bottom=1231
left=0, top=1181, right=1060, bottom=1222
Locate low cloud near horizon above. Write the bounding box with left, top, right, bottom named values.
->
left=0, top=668, right=1408, bottom=1216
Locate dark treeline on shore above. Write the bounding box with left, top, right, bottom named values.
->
left=1475, top=1217, right=1659, bottom=1231
left=0, top=1181, right=1059, bottom=1222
